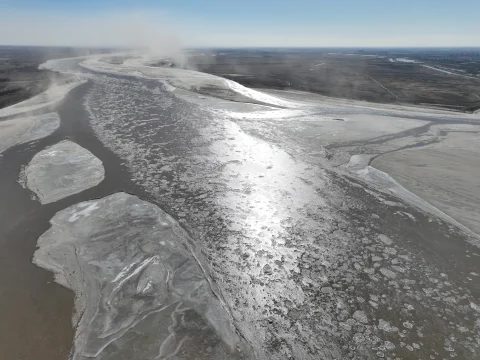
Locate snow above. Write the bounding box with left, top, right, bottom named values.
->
left=0, top=76, right=85, bottom=118
left=68, top=202, right=100, bottom=222
left=396, top=58, right=417, bottom=63
left=79, top=55, right=302, bottom=108
left=422, top=65, right=478, bottom=79
left=345, top=154, right=372, bottom=171
left=224, top=78, right=301, bottom=108
left=213, top=108, right=312, bottom=120
left=0, top=113, right=60, bottom=153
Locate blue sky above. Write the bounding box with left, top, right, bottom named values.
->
left=0, top=0, right=479, bottom=47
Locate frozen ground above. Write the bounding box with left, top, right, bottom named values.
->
left=25, top=54, right=480, bottom=359
left=24, top=140, right=105, bottom=203
left=0, top=112, right=60, bottom=153
left=0, top=75, right=85, bottom=118
left=421, top=65, right=478, bottom=80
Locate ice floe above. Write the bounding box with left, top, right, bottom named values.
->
left=33, top=192, right=248, bottom=359
left=25, top=140, right=104, bottom=203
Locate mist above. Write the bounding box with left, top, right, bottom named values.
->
left=0, top=11, right=185, bottom=52
left=2, top=9, right=480, bottom=49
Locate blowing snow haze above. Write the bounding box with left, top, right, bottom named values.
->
left=0, top=0, right=480, bottom=48
left=1, top=1, right=480, bottom=360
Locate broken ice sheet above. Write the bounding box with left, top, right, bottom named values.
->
left=25, top=140, right=105, bottom=204
left=33, top=192, right=250, bottom=360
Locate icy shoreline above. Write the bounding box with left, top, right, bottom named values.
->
left=0, top=112, right=60, bottom=153
left=0, top=76, right=86, bottom=118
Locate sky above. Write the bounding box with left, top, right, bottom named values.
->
left=0, top=0, right=479, bottom=48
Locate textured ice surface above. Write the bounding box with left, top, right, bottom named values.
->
left=41, top=53, right=480, bottom=359
left=356, top=165, right=480, bottom=244
left=372, top=127, right=480, bottom=237
left=80, top=56, right=301, bottom=108
left=25, top=140, right=105, bottom=203
left=344, top=154, right=373, bottom=171
left=78, top=69, right=480, bottom=359
left=33, top=193, right=248, bottom=360
left=0, top=112, right=60, bottom=153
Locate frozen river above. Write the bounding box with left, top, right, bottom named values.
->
left=1, top=54, right=480, bottom=360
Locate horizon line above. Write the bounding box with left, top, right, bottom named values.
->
left=1, top=44, right=480, bottom=50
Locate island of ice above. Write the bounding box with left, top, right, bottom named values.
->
left=25, top=140, right=105, bottom=203
left=33, top=192, right=249, bottom=359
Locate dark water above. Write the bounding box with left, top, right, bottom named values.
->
left=0, top=82, right=152, bottom=360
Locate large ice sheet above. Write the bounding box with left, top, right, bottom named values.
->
left=25, top=140, right=105, bottom=203
left=0, top=112, right=60, bottom=153
left=372, top=126, right=480, bottom=238
left=33, top=192, right=248, bottom=359
left=353, top=164, right=480, bottom=243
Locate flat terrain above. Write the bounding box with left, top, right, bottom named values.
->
left=0, top=46, right=111, bottom=110
left=189, top=48, right=480, bottom=111
left=372, top=127, right=480, bottom=235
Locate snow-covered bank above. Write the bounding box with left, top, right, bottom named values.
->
left=79, top=55, right=301, bottom=108
left=0, top=76, right=85, bottom=118
left=0, top=112, right=60, bottom=153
